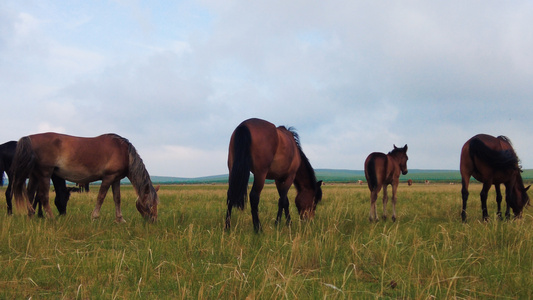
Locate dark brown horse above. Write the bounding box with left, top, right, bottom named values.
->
left=1, top=141, right=70, bottom=216
left=225, top=118, right=323, bottom=232
left=460, top=134, right=530, bottom=222
left=364, top=145, right=408, bottom=222
left=11, top=133, right=159, bottom=222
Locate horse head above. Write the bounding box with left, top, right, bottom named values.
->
left=136, top=185, right=160, bottom=222
left=508, top=173, right=530, bottom=217
left=393, top=144, right=409, bottom=175
left=295, top=180, right=323, bottom=219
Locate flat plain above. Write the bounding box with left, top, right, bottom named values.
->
left=0, top=183, right=531, bottom=299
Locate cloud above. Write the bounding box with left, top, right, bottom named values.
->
left=1, top=1, right=533, bottom=177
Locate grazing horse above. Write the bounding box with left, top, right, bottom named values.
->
left=364, top=145, right=408, bottom=222
left=1, top=141, right=69, bottom=215
left=460, top=134, right=530, bottom=222
left=225, top=118, right=323, bottom=232
left=11, top=133, right=159, bottom=222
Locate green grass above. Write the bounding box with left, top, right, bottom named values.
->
left=0, top=183, right=531, bottom=299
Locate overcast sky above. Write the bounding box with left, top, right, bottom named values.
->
left=1, top=1, right=532, bottom=177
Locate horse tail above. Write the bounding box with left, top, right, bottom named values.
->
left=469, top=137, right=519, bottom=171
left=367, top=155, right=379, bottom=191
left=11, top=136, right=35, bottom=211
left=227, top=124, right=252, bottom=210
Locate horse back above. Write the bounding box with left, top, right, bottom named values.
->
left=28, top=133, right=129, bottom=182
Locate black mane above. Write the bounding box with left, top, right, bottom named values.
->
left=287, top=127, right=320, bottom=200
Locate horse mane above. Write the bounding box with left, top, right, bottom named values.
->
left=469, top=136, right=520, bottom=172
left=388, top=146, right=406, bottom=156
left=108, top=134, right=158, bottom=206
left=287, top=127, right=320, bottom=202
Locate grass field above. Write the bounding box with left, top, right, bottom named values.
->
left=0, top=183, right=531, bottom=299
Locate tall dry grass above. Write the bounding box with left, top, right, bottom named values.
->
left=0, top=183, right=531, bottom=299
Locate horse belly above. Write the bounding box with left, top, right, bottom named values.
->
left=54, top=157, right=106, bottom=183
left=55, top=167, right=103, bottom=183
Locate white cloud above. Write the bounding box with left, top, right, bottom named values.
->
left=2, top=1, right=533, bottom=176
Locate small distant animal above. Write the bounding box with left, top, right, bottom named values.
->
left=357, top=180, right=363, bottom=185
left=425, top=180, right=430, bottom=185
left=77, top=183, right=90, bottom=193
left=407, top=179, right=413, bottom=186
left=364, top=144, right=408, bottom=222
left=67, top=186, right=81, bottom=193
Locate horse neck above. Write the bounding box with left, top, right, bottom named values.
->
left=293, top=158, right=316, bottom=193
left=127, top=147, right=153, bottom=200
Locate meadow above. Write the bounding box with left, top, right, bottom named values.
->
left=0, top=183, right=531, bottom=299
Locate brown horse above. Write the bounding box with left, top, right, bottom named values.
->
left=1, top=140, right=70, bottom=216
left=225, top=118, right=323, bottom=232
left=364, top=144, right=408, bottom=222
left=460, top=134, right=530, bottom=222
left=11, top=133, right=159, bottom=222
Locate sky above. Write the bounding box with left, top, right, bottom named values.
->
left=1, top=1, right=533, bottom=178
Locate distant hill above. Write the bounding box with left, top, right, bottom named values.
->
left=5, top=169, right=531, bottom=186
left=144, top=169, right=512, bottom=184
left=42, top=169, right=531, bottom=185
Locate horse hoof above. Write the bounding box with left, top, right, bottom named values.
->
left=392, top=216, right=396, bottom=222
left=115, top=217, right=126, bottom=223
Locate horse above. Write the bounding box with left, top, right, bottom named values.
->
left=1, top=141, right=69, bottom=216
left=364, top=144, right=408, bottom=222
left=11, top=133, right=159, bottom=222
left=407, top=179, right=413, bottom=186
left=460, top=134, right=530, bottom=222
left=225, top=118, right=323, bottom=232
left=77, top=182, right=90, bottom=192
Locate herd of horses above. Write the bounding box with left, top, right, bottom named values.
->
left=0, top=118, right=530, bottom=232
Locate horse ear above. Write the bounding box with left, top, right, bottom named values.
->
left=404, top=144, right=408, bottom=151
left=525, top=185, right=531, bottom=192
left=393, top=144, right=398, bottom=149
left=155, top=185, right=160, bottom=192
left=317, top=180, right=323, bottom=187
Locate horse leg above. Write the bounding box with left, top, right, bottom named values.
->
left=225, top=203, right=233, bottom=230
left=494, top=184, right=503, bottom=220
left=5, top=180, right=13, bottom=215
left=27, top=175, right=42, bottom=217
left=461, top=177, right=470, bottom=222
left=505, top=202, right=511, bottom=220
left=480, top=182, right=491, bottom=221
left=275, top=179, right=291, bottom=227
left=382, top=185, right=389, bottom=221
left=391, top=183, right=399, bottom=222
left=111, top=181, right=126, bottom=223
left=250, top=175, right=266, bottom=233
left=369, top=188, right=380, bottom=222
left=91, top=182, right=111, bottom=219
left=36, top=176, right=54, bottom=219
